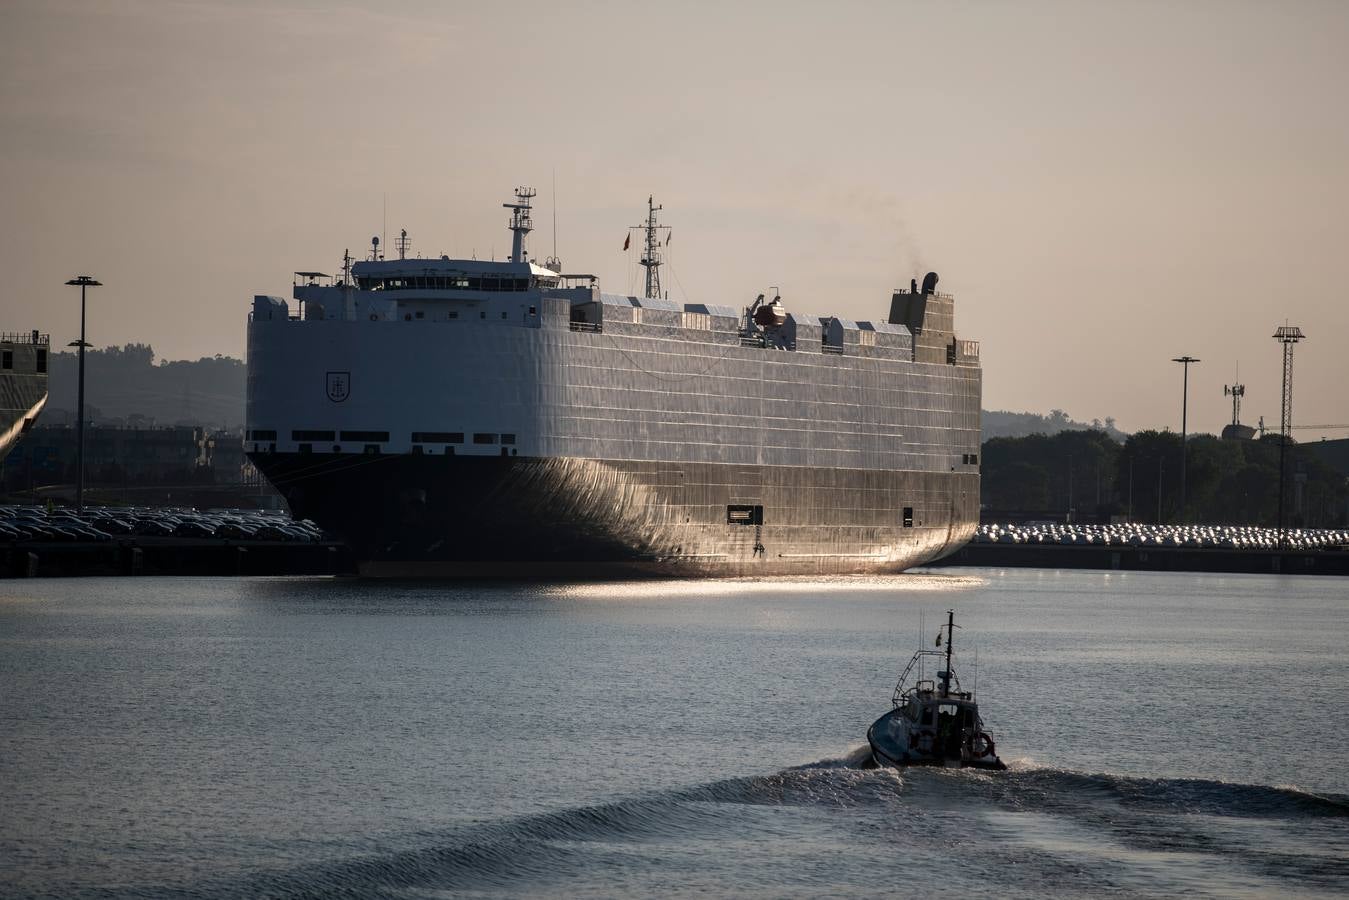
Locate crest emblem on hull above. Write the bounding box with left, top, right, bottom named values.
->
left=326, top=371, right=350, bottom=403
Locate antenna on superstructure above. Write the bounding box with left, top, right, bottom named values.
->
left=504, top=186, right=536, bottom=263
left=341, top=248, right=353, bottom=285
left=370, top=235, right=382, bottom=261
left=396, top=229, right=410, bottom=261
left=631, top=195, right=671, bottom=300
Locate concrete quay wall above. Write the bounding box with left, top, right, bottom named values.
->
left=930, top=542, right=1349, bottom=576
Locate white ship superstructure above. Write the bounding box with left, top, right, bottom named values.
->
left=246, top=188, right=981, bottom=576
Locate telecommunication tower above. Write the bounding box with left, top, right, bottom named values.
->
left=1224, top=382, right=1244, bottom=426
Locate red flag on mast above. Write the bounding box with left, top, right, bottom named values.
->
left=622, top=233, right=630, bottom=251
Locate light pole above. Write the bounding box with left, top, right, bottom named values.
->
left=1172, top=356, right=1200, bottom=521
left=1273, top=326, right=1305, bottom=551
left=65, top=276, right=101, bottom=512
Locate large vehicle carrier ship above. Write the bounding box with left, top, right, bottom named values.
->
left=245, top=189, right=981, bottom=576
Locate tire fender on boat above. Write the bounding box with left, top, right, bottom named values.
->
left=968, top=732, right=996, bottom=759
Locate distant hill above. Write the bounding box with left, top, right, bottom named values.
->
left=47, top=345, right=1128, bottom=443
left=982, top=409, right=1128, bottom=442
left=46, top=344, right=246, bottom=429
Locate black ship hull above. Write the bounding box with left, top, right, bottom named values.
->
left=250, top=452, right=978, bottom=578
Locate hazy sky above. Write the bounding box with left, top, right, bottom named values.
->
left=2, top=0, right=1345, bottom=436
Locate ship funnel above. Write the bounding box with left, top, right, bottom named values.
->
left=922, top=272, right=940, bottom=295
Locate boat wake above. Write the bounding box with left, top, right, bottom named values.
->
left=192, top=753, right=1346, bottom=898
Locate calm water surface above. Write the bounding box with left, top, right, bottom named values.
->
left=1, top=570, right=1345, bottom=897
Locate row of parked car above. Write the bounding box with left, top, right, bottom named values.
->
left=0, top=505, right=328, bottom=544
left=974, top=522, right=1349, bottom=551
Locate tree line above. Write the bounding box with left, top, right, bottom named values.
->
left=980, top=429, right=1347, bottom=528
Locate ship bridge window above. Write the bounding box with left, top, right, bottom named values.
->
left=247, top=429, right=278, bottom=441
left=341, top=430, right=389, bottom=443
left=356, top=273, right=523, bottom=294
left=1, top=351, right=11, bottom=370
left=412, top=431, right=463, bottom=443
left=473, top=432, right=497, bottom=444
left=294, top=429, right=336, bottom=442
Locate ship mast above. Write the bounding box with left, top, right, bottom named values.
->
left=632, top=196, right=670, bottom=300
left=504, top=187, right=536, bottom=263
left=940, top=609, right=956, bottom=697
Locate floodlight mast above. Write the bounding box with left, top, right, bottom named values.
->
left=65, top=276, right=102, bottom=513
left=1171, top=356, right=1200, bottom=521
left=1273, top=325, right=1305, bottom=551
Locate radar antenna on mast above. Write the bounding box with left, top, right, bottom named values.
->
left=630, top=196, right=671, bottom=300
left=395, top=229, right=410, bottom=260
left=504, top=187, right=536, bottom=263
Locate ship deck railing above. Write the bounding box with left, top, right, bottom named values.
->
left=0, top=332, right=49, bottom=345
left=569, top=320, right=602, bottom=333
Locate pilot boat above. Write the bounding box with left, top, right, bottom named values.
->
left=867, top=609, right=1006, bottom=770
